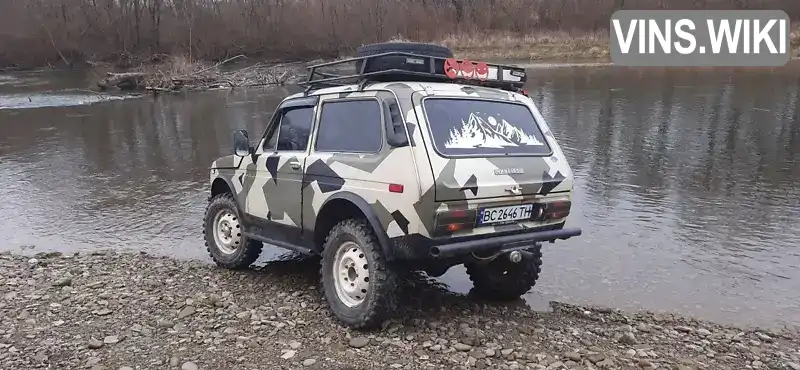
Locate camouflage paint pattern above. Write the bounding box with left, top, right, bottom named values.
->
left=210, top=80, right=574, bottom=247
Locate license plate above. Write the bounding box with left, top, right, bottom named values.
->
left=477, top=204, right=534, bottom=225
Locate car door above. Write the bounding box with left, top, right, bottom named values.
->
left=242, top=96, right=317, bottom=244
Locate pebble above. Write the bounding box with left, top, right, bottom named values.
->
left=756, top=333, right=773, bottom=342
left=0, top=252, right=797, bottom=370
left=349, top=337, right=370, bottom=348
left=236, top=311, right=251, bottom=320
left=86, top=358, right=101, bottom=367
left=696, top=328, right=712, bottom=336
left=33, top=353, right=48, bottom=362
left=454, top=343, right=472, bottom=351
left=619, top=332, right=638, bottom=345
left=52, top=277, right=72, bottom=287
left=177, top=306, right=196, bottom=319
left=302, top=358, right=316, bottom=366
left=597, top=358, right=614, bottom=367
left=586, top=353, right=605, bottom=364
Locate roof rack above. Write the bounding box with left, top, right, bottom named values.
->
left=298, top=52, right=527, bottom=93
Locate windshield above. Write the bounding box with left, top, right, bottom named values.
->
left=422, top=98, right=552, bottom=157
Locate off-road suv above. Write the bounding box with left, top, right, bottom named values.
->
left=203, top=42, right=582, bottom=329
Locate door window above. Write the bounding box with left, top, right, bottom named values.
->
left=315, top=99, right=383, bottom=153
left=264, top=107, right=315, bottom=152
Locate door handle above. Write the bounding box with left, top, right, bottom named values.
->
left=290, top=162, right=301, bottom=171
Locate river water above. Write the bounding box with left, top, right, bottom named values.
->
left=1, top=64, right=798, bottom=329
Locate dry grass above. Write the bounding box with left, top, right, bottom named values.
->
left=2, top=0, right=800, bottom=69
left=441, top=32, right=610, bottom=62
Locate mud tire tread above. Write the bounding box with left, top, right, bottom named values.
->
left=203, top=193, right=262, bottom=269
left=320, top=218, right=396, bottom=330
left=465, top=244, right=543, bottom=301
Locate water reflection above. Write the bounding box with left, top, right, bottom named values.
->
left=486, top=65, right=800, bottom=328
left=0, top=64, right=798, bottom=328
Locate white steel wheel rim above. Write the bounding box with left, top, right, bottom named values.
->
left=213, top=209, right=241, bottom=255
left=332, top=241, right=370, bottom=307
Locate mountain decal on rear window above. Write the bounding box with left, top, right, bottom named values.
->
left=443, top=113, right=545, bottom=149
left=423, top=98, right=552, bottom=156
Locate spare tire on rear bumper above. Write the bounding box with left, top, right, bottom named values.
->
left=354, top=42, right=454, bottom=77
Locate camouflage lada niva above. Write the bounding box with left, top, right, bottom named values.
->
left=203, top=42, right=582, bottom=329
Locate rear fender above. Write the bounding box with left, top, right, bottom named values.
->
left=319, top=192, right=394, bottom=261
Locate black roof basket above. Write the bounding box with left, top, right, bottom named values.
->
left=298, top=52, right=527, bottom=94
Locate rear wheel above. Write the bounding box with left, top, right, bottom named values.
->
left=320, top=219, right=396, bottom=329
left=465, top=245, right=543, bottom=301
left=203, top=193, right=262, bottom=269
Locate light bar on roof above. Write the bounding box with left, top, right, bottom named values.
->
left=443, top=58, right=526, bottom=83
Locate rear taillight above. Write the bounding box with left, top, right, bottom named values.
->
left=433, top=209, right=477, bottom=235
left=542, top=200, right=571, bottom=220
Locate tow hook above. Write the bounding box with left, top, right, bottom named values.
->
left=508, top=251, right=522, bottom=263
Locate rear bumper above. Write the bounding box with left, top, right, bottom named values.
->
left=428, top=227, right=581, bottom=258
left=387, top=223, right=581, bottom=261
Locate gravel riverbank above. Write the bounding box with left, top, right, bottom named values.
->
left=1, top=250, right=798, bottom=370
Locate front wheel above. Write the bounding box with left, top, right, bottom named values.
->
left=465, top=245, right=543, bottom=301
left=203, top=193, right=263, bottom=269
left=320, top=219, right=396, bottom=329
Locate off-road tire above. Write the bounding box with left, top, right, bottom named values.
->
left=320, top=219, right=396, bottom=330
left=465, top=245, right=543, bottom=301
left=354, top=42, right=454, bottom=78
left=203, top=193, right=262, bottom=269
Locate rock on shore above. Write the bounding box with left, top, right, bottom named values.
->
left=1, top=250, right=798, bottom=369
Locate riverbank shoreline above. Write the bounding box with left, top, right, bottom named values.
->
left=1, top=250, right=798, bottom=370
left=0, top=32, right=611, bottom=73
left=4, top=26, right=800, bottom=74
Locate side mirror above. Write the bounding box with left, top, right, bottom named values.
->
left=233, top=129, right=252, bottom=157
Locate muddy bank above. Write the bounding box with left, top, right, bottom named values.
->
left=1, top=251, right=798, bottom=370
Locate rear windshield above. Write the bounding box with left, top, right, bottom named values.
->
left=423, top=98, right=552, bottom=157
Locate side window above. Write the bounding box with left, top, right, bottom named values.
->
left=315, top=100, right=382, bottom=153
left=264, top=107, right=314, bottom=152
